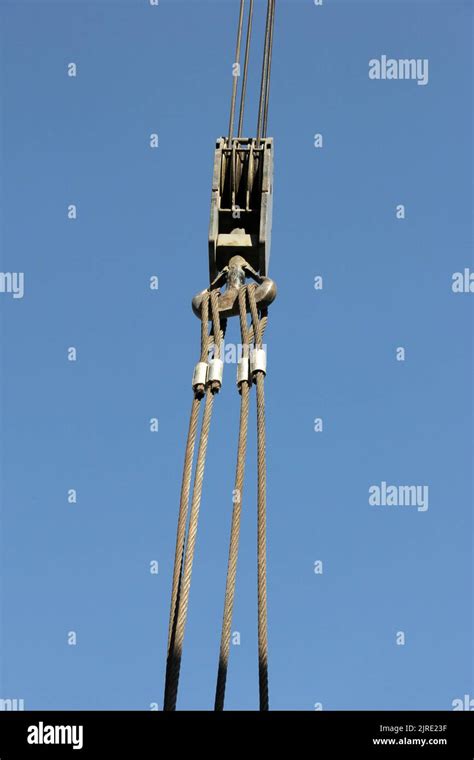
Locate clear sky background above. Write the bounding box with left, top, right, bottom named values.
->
left=0, top=0, right=472, bottom=711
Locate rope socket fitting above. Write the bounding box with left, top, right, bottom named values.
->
left=192, top=361, right=208, bottom=391
left=208, top=358, right=224, bottom=388
left=250, top=348, right=267, bottom=377
left=237, top=357, right=250, bottom=387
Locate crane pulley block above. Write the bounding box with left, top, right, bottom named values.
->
left=209, top=136, right=273, bottom=283
left=165, top=0, right=277, bottom=713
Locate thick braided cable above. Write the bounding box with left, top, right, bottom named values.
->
left=214, top=286, right=251, bottom=711
left=248, top=316, right=267, bottom=346
left=163, top=292, right=210, bottom=709
left=248, top=285, right=269, bottom=711
left=163, top=289, right=222, bottom=711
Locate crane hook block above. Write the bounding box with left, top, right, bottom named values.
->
left=209, top=137, right=273, bottom=284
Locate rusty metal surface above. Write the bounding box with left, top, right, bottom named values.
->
left=192, top=255, right=277, bottom=320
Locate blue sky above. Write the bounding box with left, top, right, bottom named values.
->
left=0, top=0, right=472, bottom=710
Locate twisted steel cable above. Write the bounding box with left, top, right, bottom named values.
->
left=163, top=290, right=222, bottom=711
left=248, top=285, right=269, bottom=711
left=237, top=0, right=254, bottom=138
left=214, top=286, right=251, bottom=711
left=228, top=0, right=246, bottom=146
left=164, top=292, right=210, bottom=681
left=256, top=0, right=275, bottom=145
left=262, top=0, right=276, bottom=138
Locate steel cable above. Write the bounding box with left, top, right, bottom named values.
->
left=164, top=293, right=210, bottom=671
left=228, top=0, right=246, bottom=146
left=256, top=0, right=274, bottom=145
left=262, top=0, right=276, bottom=138
left=163, top=289, right=222, bottom=711
left=248, top=285, right=269, bottom=711
left=214, top=286, right=251, bottom=711
left=237, top=0, right=254, bottom=138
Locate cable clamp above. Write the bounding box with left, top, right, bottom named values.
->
left=192, top=361, right=208, bottom=390
left=250, top=348, right=267, bottom=376
left=237, top=357, right=249, bottom=386
left=208, top=358, right=224, bottom=387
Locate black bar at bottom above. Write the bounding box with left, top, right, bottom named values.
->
left=0, top=710, right=472, bottom=757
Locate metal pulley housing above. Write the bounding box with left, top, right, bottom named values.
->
left=209, top=136, right=273, bottom=283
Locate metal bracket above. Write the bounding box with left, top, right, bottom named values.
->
left=192, top=255, right=277, bottom=320
left=208, top=137, right=273, bottom=284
